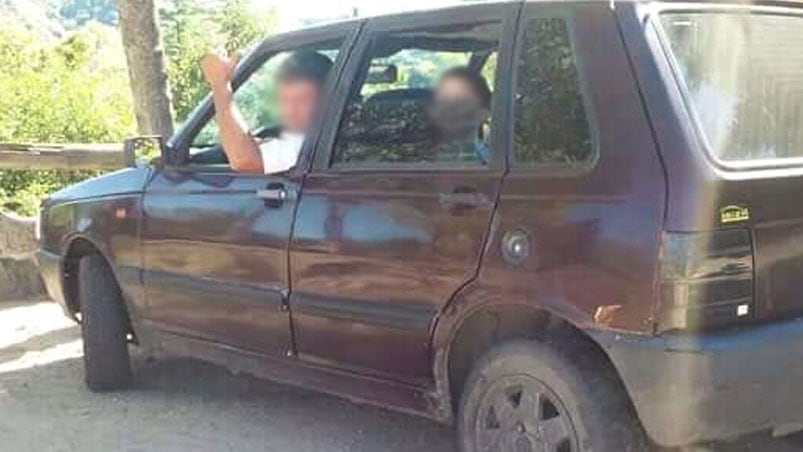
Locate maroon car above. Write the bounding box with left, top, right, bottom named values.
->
left=36, top=1, right=803, bottom=450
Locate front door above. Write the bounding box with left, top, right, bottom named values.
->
left=288, top=4, right=518, bottom=383
left=140, top=24, right=358, bottom=356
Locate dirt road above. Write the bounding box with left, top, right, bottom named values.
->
left=1, top=300, right=802, bottom=452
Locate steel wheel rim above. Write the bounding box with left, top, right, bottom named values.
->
left=473, top=374, right=578, bottom=452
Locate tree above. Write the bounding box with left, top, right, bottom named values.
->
left=160, top=0, right=278, bottom=121
left=160, top=0, right=215, bottom=121
left=115, top=0, right=174, bottom=138
left=0, top=25, right=134, bottom=215
left=218, top=0, right=278, bottom=55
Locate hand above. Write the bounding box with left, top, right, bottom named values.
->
left=201, top=52, right=239, bottom=89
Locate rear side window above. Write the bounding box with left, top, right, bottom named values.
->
left=660, top=13, right=803, bottom=164
left=514, top=17, right=593, bottom=167
left=331, top=21, right=502, bottom=168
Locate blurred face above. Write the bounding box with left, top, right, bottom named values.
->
left=276, top=78, right=321, bottom=134
left=435, top=77, right=487, bottom=114
left=431, top=76, right=490, bottom=138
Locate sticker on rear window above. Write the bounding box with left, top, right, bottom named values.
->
left=720, top=205, right=750, bottom=224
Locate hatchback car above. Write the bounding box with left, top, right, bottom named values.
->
left=37, top=1, right=803, bottom=450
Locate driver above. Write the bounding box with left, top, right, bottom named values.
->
left=201, top=50, right=333, bottom=173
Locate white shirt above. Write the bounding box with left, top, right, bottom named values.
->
left=258, top=132, right=305, bottom=174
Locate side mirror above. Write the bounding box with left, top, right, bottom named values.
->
left=122, top=136, right=168, bottom=167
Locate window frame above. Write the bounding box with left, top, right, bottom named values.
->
left=652, top=4, right=803, bottom=171
left=508, top=4, right=599, bottom=176
left=164, top=20, right=364, bottom=176
left=310, top=2, right=521, bottom=175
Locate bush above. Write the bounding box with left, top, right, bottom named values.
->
left=0, top=24, right=135, bottom=216
left=0, top=0, right=279, bottom=216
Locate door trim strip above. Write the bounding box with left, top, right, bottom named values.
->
left=290, top=292, right=436, bottom=332
left=143, top=269, right=285, bottom=308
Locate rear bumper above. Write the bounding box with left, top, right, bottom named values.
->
left=36, top=249, right=72, bottom=318
left=592, top=321, right=803, bottom=447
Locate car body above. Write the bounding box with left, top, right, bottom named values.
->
left=37, top=0, right=803, bottom=449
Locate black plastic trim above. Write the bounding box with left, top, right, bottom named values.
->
left=143, top=270, right=284, bottom=308
left=290, top=292, right=436, bottom=332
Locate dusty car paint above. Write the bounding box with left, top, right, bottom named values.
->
left=36, top=0, right=803, bottom=448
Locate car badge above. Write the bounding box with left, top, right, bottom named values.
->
left=720, top=205, right=750, bottom=225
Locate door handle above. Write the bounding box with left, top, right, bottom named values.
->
left=256, top=184, right=294, bottom=207
left=256, top=188, right=288, bottom=201
left=439, top=189, right=490, bottom=211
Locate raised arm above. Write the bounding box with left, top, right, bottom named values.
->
left=201, top=53, right=264, bottom=173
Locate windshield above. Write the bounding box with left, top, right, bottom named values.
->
left=660, top=12, right=803, bottom=164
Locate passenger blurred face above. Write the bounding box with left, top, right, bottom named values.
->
left=431, top=76, right=490, bottom=138
left=277, top=78, right=321, bottom=134
left=435, top=76, right=484, bottom=109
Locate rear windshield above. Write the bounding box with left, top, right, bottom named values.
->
left=660, top=12, right=803, bottom=164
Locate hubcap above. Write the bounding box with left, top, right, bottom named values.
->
left=474, top=375, right=577, bottom=452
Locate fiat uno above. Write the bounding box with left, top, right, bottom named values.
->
left=37, top=1, right=803, bottom=450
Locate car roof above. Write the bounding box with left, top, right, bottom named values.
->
left=268, top=0, right=802, bottom=40
left=645, top=0, right=803, bottom=6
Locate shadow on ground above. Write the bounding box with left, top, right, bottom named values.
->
left=1, top=300, right=803, bottom=451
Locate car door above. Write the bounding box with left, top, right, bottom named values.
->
left=140, top=23, right=360, bottom=356
left=288, top=4, right=519, bottom=384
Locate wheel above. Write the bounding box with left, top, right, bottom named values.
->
left=457, top=339, right=647, bottom=452
left=78, top=254, right=132, bottom=391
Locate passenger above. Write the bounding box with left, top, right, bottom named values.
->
left=201, top=51, right=333, bottom=173
left=430, top=67, right=492, bottom=164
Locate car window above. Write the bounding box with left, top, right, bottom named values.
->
left=660, top=13, right=803, bottom=164
left=188, top=43, right=342, bottom=164
left=513, top=17, right=593, bottom=168
left=330, top=21, right=502, bottom=168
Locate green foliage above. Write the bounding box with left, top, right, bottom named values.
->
left=160, top=0, right=279, bottom=121
left=0, top=0, right=279, bottom=216
left=218, top=0, right=278, bottom=55
left=0, top=24, right=135, bottom=216
left=0, top=25, right=133, bottom=143
left=160, top=0, right=215, bottom=121
left=0, top=170, right=101, bottom=216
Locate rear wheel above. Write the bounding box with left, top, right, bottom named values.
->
left=457, top=339, right=646, bottom=452
left=78, top=254, right=132, bottom=391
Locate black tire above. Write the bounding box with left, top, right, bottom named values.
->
left=78, top=254, right=132, bottom=392
left=457, top=339, right=647, bottom=452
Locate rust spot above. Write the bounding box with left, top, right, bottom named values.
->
left=593, top=304, right=623, bottom=327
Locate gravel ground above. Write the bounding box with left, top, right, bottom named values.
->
left=1, top=300, right=803, bottom=452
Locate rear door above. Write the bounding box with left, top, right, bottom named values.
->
left=288, top=4, right=519, bottom=383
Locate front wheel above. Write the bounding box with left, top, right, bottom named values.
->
left=78, top=254, right=132, bottom=392
left=457, top=339, right=647, bottom=452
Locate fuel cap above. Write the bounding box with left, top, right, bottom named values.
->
left=501, top=228, right=530, bottom=265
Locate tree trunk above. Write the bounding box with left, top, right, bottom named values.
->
left=116, top=0, right=174, bottom=138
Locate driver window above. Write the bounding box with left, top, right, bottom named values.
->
left=189, top=42, right=342, bottom=166
left=331, top=22, right=501, bottom=168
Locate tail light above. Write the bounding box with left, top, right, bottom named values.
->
left=657, top=229, right=754, bottom=332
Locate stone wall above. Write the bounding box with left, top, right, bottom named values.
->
left=0, top=212, right=46, bottom=300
